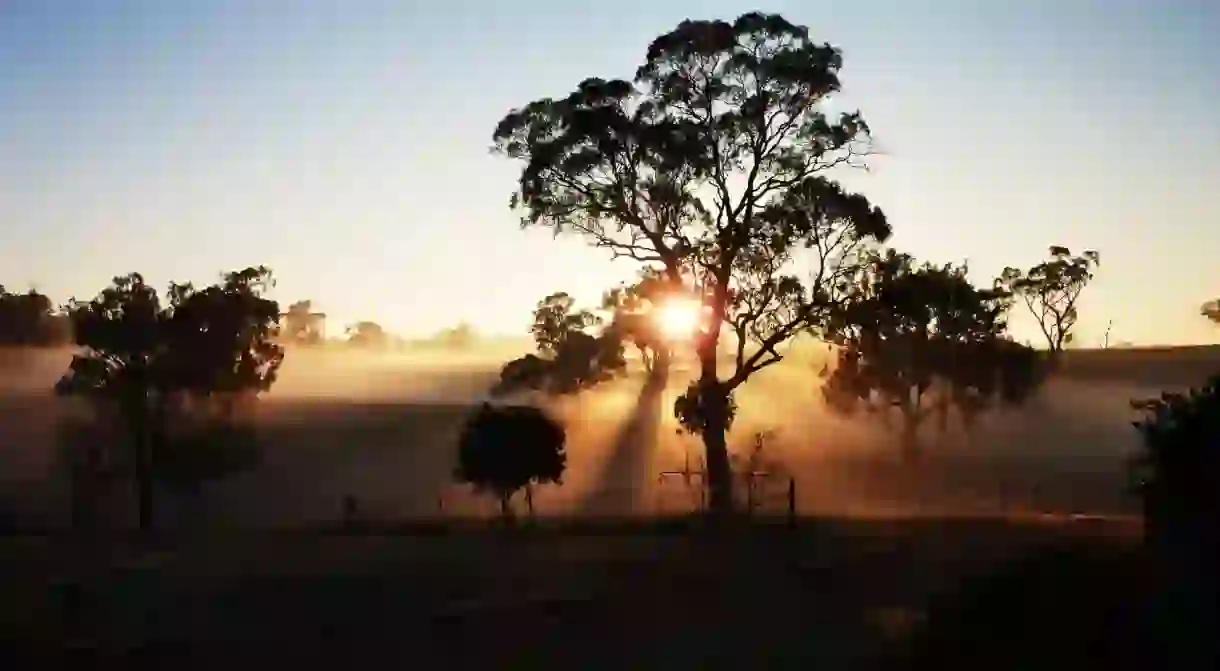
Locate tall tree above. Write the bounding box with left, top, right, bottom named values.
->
left=55, top=267, right=284, bottom=531
left=823, top=250, right=1043, bottom=461
left=493, top=12, right=889, bottom=513
left=1000, top=246, right=1100, bottom=356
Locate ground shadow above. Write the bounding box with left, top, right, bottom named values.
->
left=576, top=372, right=668, bottom=516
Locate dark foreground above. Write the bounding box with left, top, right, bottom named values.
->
left=5, top=515, right=1205, bottom=670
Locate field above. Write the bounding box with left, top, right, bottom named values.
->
left=0, top=344, right=1216, bottom=667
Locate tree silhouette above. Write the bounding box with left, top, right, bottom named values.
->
left=530, top=293, right=601, bottom=356
left=493, top=293, right=626, bottom=397
left=454, top=403, right=566, bottom=520
left=1000, top=246, right=1100, bottom=356
left=0, top=285, right=70, bottom=346
left=281, top=299, right=325, bottom=346
left=1201, top=299, right=1220, bottom=325
left=345, top=320, right=388, bottom=349
left=436, top=322, right=477, bottom=349
left=823, top=250, right=1043, bottom=461
left=493, top=12, right=889, bottom=513
left=1131, top=378, right=1220, bottom=563
left=601, top=269, right=677, bottom=377
left=54, top=267, right=284, bottom=531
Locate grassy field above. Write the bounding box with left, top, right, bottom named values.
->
left=0, top=517, right=1155, bottom=669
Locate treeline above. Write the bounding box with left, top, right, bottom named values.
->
left=0, top=287, right=478, bottom=351
left=0, top=286, right=72, bottom=346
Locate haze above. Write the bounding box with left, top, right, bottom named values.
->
left=1, top=341, right=1199, bottom=529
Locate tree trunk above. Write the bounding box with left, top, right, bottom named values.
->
left=698, top=360, right=733, bottom=516
left=122, top=392, right=155, bottom=533
left=498, top=492, right=514, bottom=522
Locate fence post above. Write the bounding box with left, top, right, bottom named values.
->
left=787, top=477, right=796, bottom=529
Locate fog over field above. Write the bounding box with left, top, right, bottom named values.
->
left=1, top=344, right=1211, bottom=530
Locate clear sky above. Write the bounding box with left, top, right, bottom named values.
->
left=1, top=0, right=1217, bottom=346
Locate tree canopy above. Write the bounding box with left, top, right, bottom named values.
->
left=823, top=250, right=1044, bottom=460
left=492, top=292, right=626, bottom=397
left=345, top=320, right=389, bottom=349
left=1131, top=377, right=1220, bottom=568
left=55, top=266, right=285, bottom=530
left=1201, top=299, right=1220, bottom=325
left=454, top=403, right=567, bottom=519
left=1000, top=246, right=1100, bottom=355
left=493, top=11, right=890, bottom=512
left=281, top=300, right=326, bottom=346
left=0, top=285, right=71, bottom=346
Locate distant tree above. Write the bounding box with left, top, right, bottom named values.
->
left=493, top=12, right=890, bottom=513
left=345, top=320, right=389, bottom=349
left=281, top=300, right=325, bottom=346
left=1201, top=299, right=1220, bottom=325
left=823, top=250, right=1044, bottom=461
left=492, top=293, right=626, bottom=397
left=55, top=267, right=284, bottom=531
left=454, top=403, right=566, bottom=520
left=1000, top=246, right=1100, bottom=357
left=601, top=269, right=676, bottom=376
left=436, top=322, right=477, bottom=349
left=0, top=285, right=69, bottom=346
left=530, top=293, right=601, bottom=356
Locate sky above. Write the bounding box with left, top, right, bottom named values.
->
left=1, top=0, right=1217, bottom=346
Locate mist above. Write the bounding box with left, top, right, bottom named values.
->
left=0, top=344, right=1188, bottom=530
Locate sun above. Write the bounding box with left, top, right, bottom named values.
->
left=654, top=297, right=703, bottom=341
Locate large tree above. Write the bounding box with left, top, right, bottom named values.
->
left=493, top=12, right=889, bottom=512
left=1000, top=246, right=1100, bottom=356
left=55, top=267, right=284, bottom=531
left=822, top=250, right=1043, bottom=461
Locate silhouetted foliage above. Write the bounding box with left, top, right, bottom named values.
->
left=454, top=403, right=566, bottom=519
left=601, top=269, right=673, bottom=374
left=492, top=293, right=626, bottom=397
left=530, top=292, right=601, bottom=356
left=1131, top=377, right=1220, bottom=563
left=493, top=11, right=890, bottom=512
left=281, top=299, right=325, bottom=346
left=1201, top=299, right=1220, bottom=325
left=435, top=322, right=477, bottom=349
left=0, top=285, right=71, bottom=346
left=1000, top=246, right=1100, bottom=355
left=54, top=267, right=284, bottom=531
left=345, top=320, right=389, bottom=349
left=823, top=250, right=1044, bottom=461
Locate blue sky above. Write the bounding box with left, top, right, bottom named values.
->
left=1, top=0, right=1217, bottom=345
